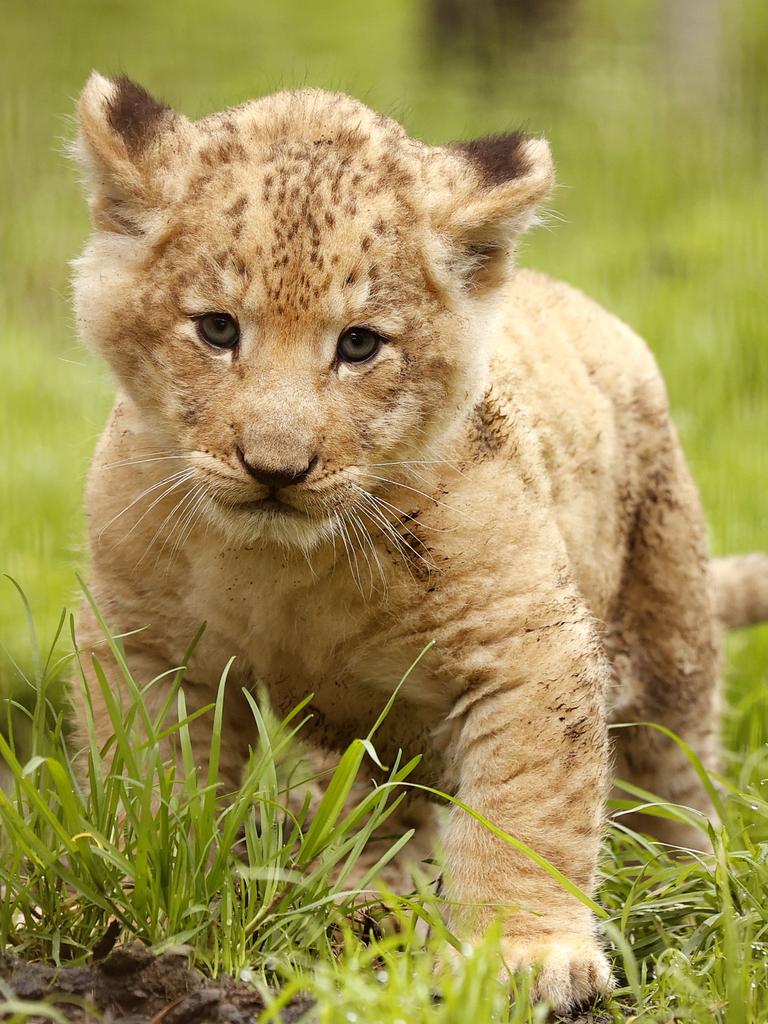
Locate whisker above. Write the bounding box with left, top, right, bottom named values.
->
left=333, top=512, right=350, bottom=581
left=364, top=457, right=470, bottom=487
left=410, top=432, right=470, bottom=479
left=355, top=487, right=439, bottom=575
left=355, top=500, right=417, bottom=583
left=394, top=461, right=474, bottom=505
left=102, top=451, right=189, bottom=471
left=167, top=483, right=210, bottom=565
left=366, top=460, right=456, bottom=469
left=345, top=513, right=375, bottom=596
left=364, top=473, right=478, bottom=523
left=301, top=546, right=318, bottom=579
left=336, top=512, right=364, bottom=595
left=153, top=486, right=202, bottom=562
left=361, top=488, right=440, bottom=566
left=355, top=510, right=388, bottom=593
left=100, top=469, right=195, bottom=542
left=139, top=481, right=200, bottom=567
left=115, top=472, right=199, bottom=552
left=355, top=485, right=454, bottom=536
left=335, top=512, right=358, bottom=591
left=343, top=515, right=365, bottom=596
left=349, top=508, right=387, bottom=596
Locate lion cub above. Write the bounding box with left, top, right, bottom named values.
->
left=71, top=74, right=767, bottom=1010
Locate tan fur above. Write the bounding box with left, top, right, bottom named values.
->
left=69, top=74, right=763, bottom=1011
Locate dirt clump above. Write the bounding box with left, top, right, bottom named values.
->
left=0, top=942, right=313, bottom=1023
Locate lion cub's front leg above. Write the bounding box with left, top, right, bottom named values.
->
left=438, top=606, right=613, bottom=1011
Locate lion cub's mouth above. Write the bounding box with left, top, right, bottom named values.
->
left=236, top=497, right=301, bottom=517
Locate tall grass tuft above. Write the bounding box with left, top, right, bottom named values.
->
left=2, top=582, right=768, bottom=1021
left=0, top=581, right=422, bottom=981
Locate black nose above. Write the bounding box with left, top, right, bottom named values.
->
left=236, top=447, right=317, bottom=490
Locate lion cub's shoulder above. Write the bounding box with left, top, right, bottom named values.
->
left=486, top=269, right=666, bottom=439
left=470, top=267, right=671, bottom=517
left=500, top=269, right=660, bottom=390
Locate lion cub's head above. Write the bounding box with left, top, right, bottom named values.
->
left=73, top=74, right=552, bottom=547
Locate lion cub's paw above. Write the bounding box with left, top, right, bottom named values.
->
left=500, top=935, right=614, bottom=1012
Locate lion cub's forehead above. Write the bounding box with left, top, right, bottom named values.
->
left=164, top=91, right=428, bottom=317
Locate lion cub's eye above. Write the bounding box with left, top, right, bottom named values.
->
left=337, top=327, right=384, bottom=364
left=195, top=313, right=239, bottom=350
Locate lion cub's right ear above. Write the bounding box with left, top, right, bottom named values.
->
left=74, top=72, right=184, bottom=234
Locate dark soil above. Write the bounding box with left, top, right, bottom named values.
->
left=0, top=942, right=313, bottom=1023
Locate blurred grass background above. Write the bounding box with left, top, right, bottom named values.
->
left=1, top=0, right=766, bottom=703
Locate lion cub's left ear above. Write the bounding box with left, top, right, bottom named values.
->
left=431, top=132, right=554, bottom=293
left=74, top=72, right=185, bottom=234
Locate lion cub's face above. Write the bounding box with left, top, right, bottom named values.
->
left=73, top=76, right=552, bottom=547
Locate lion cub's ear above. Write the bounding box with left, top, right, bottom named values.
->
left=74, top=72, right=183, bottom=234
left=432, top=132, right=554, bottom=293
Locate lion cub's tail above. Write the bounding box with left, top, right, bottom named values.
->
left=712, top=554, right=768, bottom=628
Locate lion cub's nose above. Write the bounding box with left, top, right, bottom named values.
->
left=236, top=447, right=317, bottom=489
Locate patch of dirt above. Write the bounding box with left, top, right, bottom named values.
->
left=0, top=942, right=313, bottom=1023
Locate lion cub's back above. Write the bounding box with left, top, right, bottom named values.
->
left=495, top=269, right=669, bottom=614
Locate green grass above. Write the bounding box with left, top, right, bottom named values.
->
left=2, top=0, right=768, bottom=1020
left=2, top=587, right=768, bottom=1022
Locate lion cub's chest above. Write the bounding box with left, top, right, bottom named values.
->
left=184, top=541, right=431, bottom=735
left=185, top=544, right=348, bottom=675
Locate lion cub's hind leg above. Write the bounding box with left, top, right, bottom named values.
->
left=607, top=437, right=721, bottom=851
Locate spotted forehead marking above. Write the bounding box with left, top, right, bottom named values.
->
left=152, top=94, right=431, bottom=321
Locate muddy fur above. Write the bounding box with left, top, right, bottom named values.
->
left=69, top=74, right=767, bottom=1012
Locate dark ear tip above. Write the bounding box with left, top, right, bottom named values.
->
left=106, top=75, right=172, bottom=154
left=109, top=75, right=168, bottom=107
left=450, top=131, right=532, bottom=186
